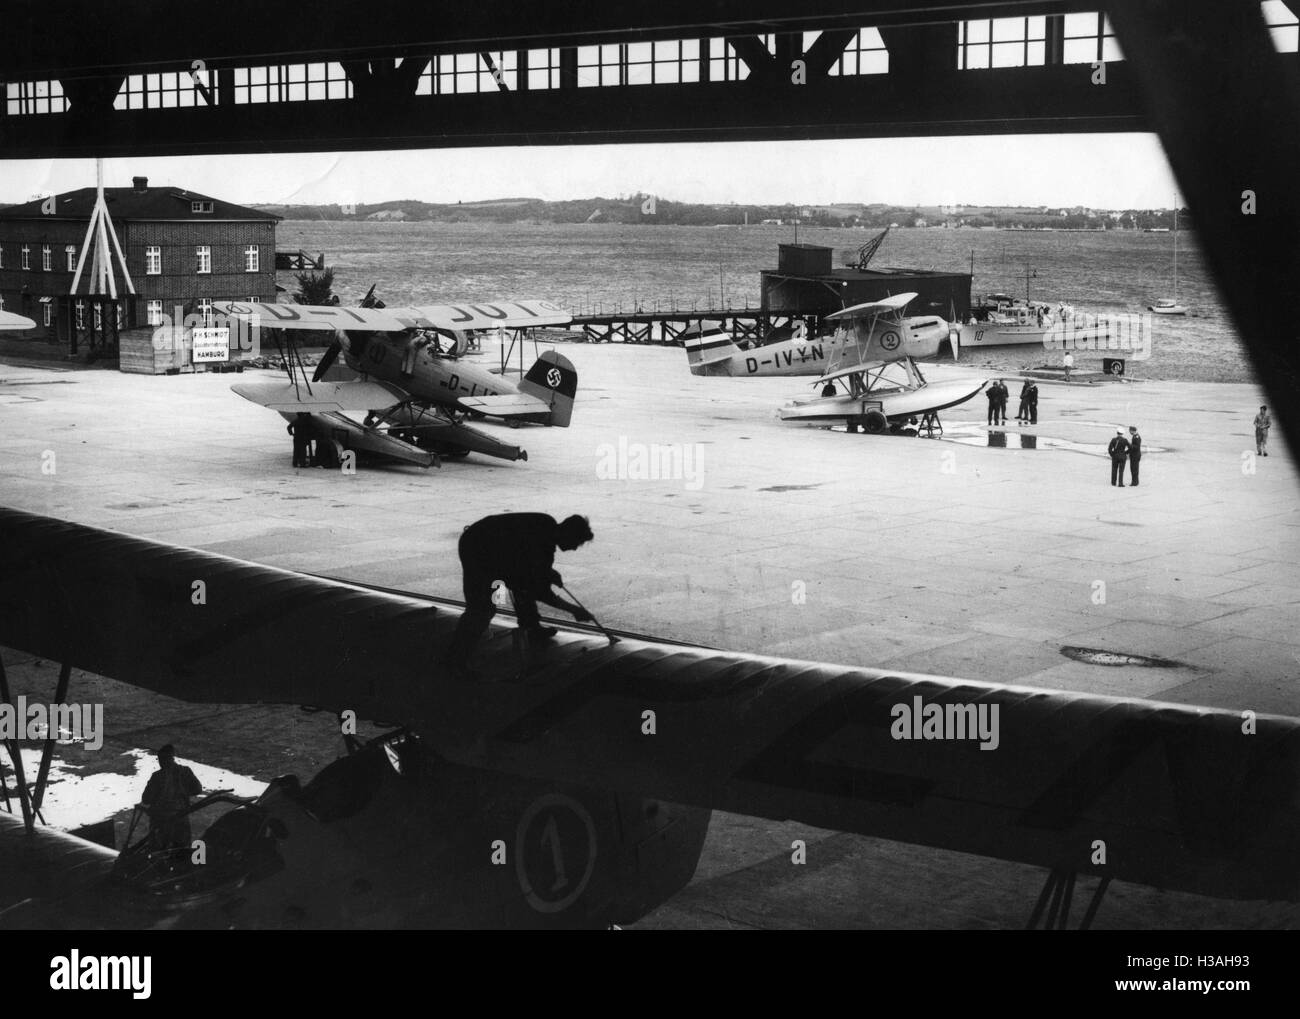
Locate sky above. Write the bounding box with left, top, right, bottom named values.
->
left=0, top=133, right=1182, bottom=210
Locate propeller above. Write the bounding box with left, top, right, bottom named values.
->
left=313, top=333, right=343, bottom=382
left=360, top=283, right=385, bottom=309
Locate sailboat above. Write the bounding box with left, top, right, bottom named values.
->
left=1149, top=203, right=1188, bottom=315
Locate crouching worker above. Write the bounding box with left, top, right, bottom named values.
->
left=443, top=513, right=594, bottom=678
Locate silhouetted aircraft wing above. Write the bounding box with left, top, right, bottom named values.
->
left=1, top=506, right=1296, bottom=904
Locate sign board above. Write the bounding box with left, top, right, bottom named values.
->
left=192, top=327, right=230, bottom=363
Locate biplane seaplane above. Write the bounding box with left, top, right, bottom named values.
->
left=0, top=310, right=37, bottom=331
left=1, top=506, right=1298, bottom=929
left=777, top=293, right=985, bottom=436
left=215, top=292, right=577, bottom=468
left=684, top=301, right=950, bottom=379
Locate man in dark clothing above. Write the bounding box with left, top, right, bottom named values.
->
left=1026, top=382, right=1039, bottom=424
left=1016, top=381, right=1031, bottom=422
left=142, top=744, right=203, bottom=858
left=994, top=379, right=1010, bottom=425
left=1108, top=429, right=1130, bottom=486
left=986, top=383, right=999, bottom=426
left=444, top=513, right=594, bottom=675
left=1128, top=425, right=1142, bottom=486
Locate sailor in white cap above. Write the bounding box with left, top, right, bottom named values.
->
left=1107, top=428, right=1131, bottom=487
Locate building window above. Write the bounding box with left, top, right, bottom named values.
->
left=43, top=303, right=52, bottom=327
left=232, top=62, right=352, bottom=103
left=42, top=245, right=52, bottom=271
left=191, top=200, right=214, bottom=214
left=147, top=300, right=163, bottom=326
left=198, top=298, right=213, bottom=325
left=93, top=304, right=102, bottom=329
left=0, top=245, right=4, bottom=269
left=196, top=246, right=211, bottom=274
left=5, top=79, right=69, bottom=115
left=1062, top=12, right=1122, bottom=63
left=75, top=301, right=85, bottom=328
left=959, top=16, right=1049, bottom=69
left=247, top=296, right=260, bottom=303
left=65, top=244, right=77, bottom=271
left=145, top=246, right=161, bottom=274
left=244, top=245, right=260, bottom=271
left=21, top=245, right=30, bottom=270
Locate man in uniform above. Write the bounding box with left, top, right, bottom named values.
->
left=1128, top=425, right=1142, bottom=486
left=1254, top=405, right=1272, bottom=456
left=141, top=744, right=203, bottom=860
left=444, top=513, right=594, bottom=677
left=1108, top=428, right=1130, bottom=486
left=1026, top=381, right=1039, bottom=424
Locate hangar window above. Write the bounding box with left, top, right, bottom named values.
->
left=113, top=70, right=211, bottom=111
left=65, top=245, right=77, bottom=271
left=828, top=28, right=890, bottom=76
left=1263, top=0, right=1300, bottom=52
left=707, top=38, right=754, bottom=82
left=418, top=52, right=514, bottom=95
left=4, top=79, right=69, bottom=115
left=232, top=63, right=352, bottom=104
left=1062, top=12, right=1123, bottom=63
left=959, top=16, right=1049, bottom=69
left=524, top=48, right=564, bottom=90
left=145, top=246, right=161, bottom=275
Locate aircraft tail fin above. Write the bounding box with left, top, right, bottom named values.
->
left=684, top=328, right=739, bottom=376
left=519, top=350, right=578, bottom=427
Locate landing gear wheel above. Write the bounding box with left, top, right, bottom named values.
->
left=863, top=409, right=888, bottom=434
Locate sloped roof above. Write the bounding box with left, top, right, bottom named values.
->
left=0, top=185, right=280, bottom=223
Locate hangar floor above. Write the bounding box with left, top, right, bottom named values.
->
left=1, top=343, right=1296, bottom=928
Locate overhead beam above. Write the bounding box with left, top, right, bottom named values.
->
left=0, top=0, right=1259, bottom=79
left=0, top=62, right=1148, bottom=159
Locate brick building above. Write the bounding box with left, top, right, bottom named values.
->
left=0, top=176, right=279, bottom=354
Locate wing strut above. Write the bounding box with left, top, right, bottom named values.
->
left=1026, top=870, right=1113, bottom=931
left=0, top=654, right=71, bottom=832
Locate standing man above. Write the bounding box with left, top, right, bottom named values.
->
left=1254, top=405, right=1272, bottom=456
left=1063, top=350, right=1074, bottom=382
left=444, top=513, right=594, bottom=677
left=1016, top=380, right=1031, bottom=422
left=141, top=745, right=203, bottom=859
left=1026, top=381, right=1040, bottom=424
left=1108, top=428, right=1130, bottom=487
left=1128, top=425, right=1142, bottom=486
left=986, top=381, right=999, bottom=426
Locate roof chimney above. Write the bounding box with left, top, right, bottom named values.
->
left=132, top=176, right=148, bottom=191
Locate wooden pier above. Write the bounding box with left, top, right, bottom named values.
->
left=569, top=308, right=795, bottom=345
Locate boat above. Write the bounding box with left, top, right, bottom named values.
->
left=1149, top=204, right=1189, bottom=315
left=954, top=293, right=1076, bottom=348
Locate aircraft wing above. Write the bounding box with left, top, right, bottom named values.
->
left=0, top=310, right=37, bottom=331
left=1, top=506, right=1297, bottom=905
left=214, top=301, right=570, bottom=335
left=213, top=302, right=412, bottom=332
left=825, top=292, right=918, bottom=321
left=231, top=380, right=409, bottom=413
left=400, top=301, right=570, bottom=331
